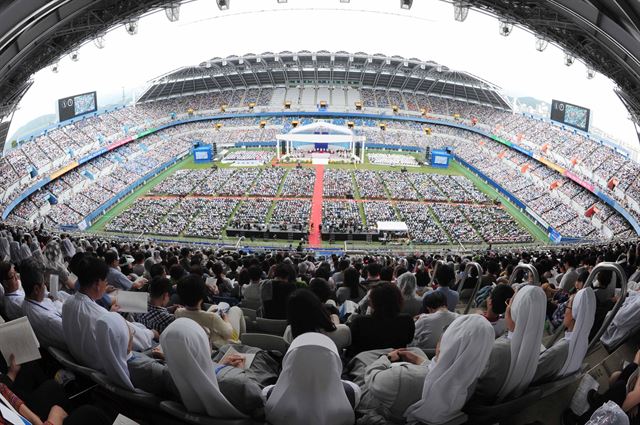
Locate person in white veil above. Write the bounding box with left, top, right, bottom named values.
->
left=95, top=312, right=135, bottom=390
left=404, top=314, right=495, bottom=425
left=9, top=240, right=22, bottom=265
left=160, top=318, right=247, bottom=419
left=474, top=285, right=547, bottom=402
left=264, top=332, right=360, bottom=425
left=0, top=237, right=10, bottom=262
left=601, top=289, right=640, bottom=350
left=534, top=287, right=596, bottom=384
left=19, top=243, right=32, bottom=263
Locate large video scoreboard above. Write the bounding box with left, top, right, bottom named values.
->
left=550, top=99, right=591, bottom=132
left=58, top=91, right=97, bottom=122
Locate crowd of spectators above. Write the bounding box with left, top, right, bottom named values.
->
left=0, top=222, right=637, bottom=424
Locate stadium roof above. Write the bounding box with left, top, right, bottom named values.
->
left=0, top=1, right=640, bottom=138
left=137, top=51, right=511, bottom=109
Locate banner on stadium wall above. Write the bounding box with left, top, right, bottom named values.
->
left=564, top=171, right=595, bottom=192
left=50, top=162, right=79, bottom=180
left=549, top=228, right=562, bottom=244
left=536, top=156, right=566, bottom=174
left=525, top=207, right=549, bottom=229
left=107, top=137, right=134, bottom=151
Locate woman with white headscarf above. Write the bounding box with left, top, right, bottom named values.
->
left=0, top=237, right=10, bottom=262
left=160, top=318, right=247, bottom=419
left=19, top=243, right=32, bottom=263
left=264, top=332, right=360, bottom=425
left=404, top=314, right=495, bottom=425
left=43, top=240, right=72, bottom=290
left=534, top=287, right=596, bottom=384
left=397, top=272, right=422, bottom=317
left=95, top=312, right=135, bottom=390
left=9, top=240, right=22, bottom=265
left=474, top=285, right=547, bottom=402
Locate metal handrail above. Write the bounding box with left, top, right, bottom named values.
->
left=616, top=253, right=627, bottom=264
left=585, top=261, right=627, bottom=351
left=463, top=261, right=484, bottom=314
left=508, top=263, right=540, bottom=286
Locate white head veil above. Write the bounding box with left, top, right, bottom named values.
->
left=404, top=315, right=495, bottom=424
left=0, top=237, right=10, bottom=262
left=9, top=241, right=21, bottom=264
left=265, top=332, right=355, bottom=425
left=95, top=312, right=134, bottom=390
left=160, top=318, right=245, bottom=419
left=559, top=287, right=596, bottom=377
left=19, top=243, right=32, bottom=262
left=397, top=272, right=417, bottom=299
left=496, top=285, right=546, bottom=401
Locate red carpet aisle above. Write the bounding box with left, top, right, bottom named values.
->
left=309, top=165, right=324, bottom=247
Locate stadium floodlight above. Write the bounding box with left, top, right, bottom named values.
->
left=499, top=20, right=513, bottom=37
left=564, top=52, right=575, bottom=66
left=165, top=3, right=180, bottom=22
left=400, top=0, right=413, bottom=9
left=216, top=0, right=229, bottom=11
left=586, top=67, right=596, bottom=79
left=277, top=0, right=287, bottom=3
left=535, top=36, right=548, bottom=52
left=51, top=62, right=59, bottom=73
left=70, top=50, right=79, bottom=62
left=340, top=0, right=350, bottom=3
left=94, top=35, right=105, bottom=49
left=124, top=18, right=139, bottom=35
left=453, top=1, right=469, bottom=22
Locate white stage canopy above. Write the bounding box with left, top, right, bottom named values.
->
left=376, top=221, right=409, bottom=232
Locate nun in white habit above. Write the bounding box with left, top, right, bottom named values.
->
left=0, top=237, right=10, bottom=262
left=534, top=288, right=596, bottom=384
left=264, top=332, right=360, bottom=425
left=474, top=285, right=547, bottom=402
left=95, top=312, right=135, bottom=390
left=404, top=315, right=495, bottom=425
left=160, top=318, right=246, bottom=419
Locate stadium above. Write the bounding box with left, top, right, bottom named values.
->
left=0, top=1, right=639, bottom=425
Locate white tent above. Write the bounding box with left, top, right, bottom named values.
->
left=376, top=221, right=408, bottom=233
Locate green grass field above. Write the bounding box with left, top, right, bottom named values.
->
left=88, top=152, right=550, bottom=248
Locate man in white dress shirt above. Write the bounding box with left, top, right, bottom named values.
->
left=62, top=256, right=113, bottom=369
left=0, top=261, right=25, bottom=320
left=21, top=259, right=67, bottom=349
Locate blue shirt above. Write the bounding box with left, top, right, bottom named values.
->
left=436, top=286, right=459, bottom=312
left=107, top=267, right=133, bottom=290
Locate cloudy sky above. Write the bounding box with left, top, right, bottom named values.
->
left=9, top=0, right=638, bottom=148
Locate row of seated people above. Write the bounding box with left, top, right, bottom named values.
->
left=0, top=224, right=639, bottom=423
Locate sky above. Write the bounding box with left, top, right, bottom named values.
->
left=8, top=0, right=638, bottom=148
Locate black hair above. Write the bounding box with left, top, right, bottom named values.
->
left=0, top=262, right=12, bottom=282
left=422, top=290, right=447, bottom=312
left=19, top=259, right=44, bottom=297
left=343, top=267, right=362, bottom=299
left=369, top=282, right=403, bottom=318
left=149, top=277, right=172, bottom=299
left=434, top=264, right=455, bottom=288
left=248, top=265, right=262, bottom=282
left=489, top=284, right=515, bottom=315
left=308, top=278, right=332, bottom=303
left=103, top=250, right=118, bottom=266
left=380, top=266, right=394, bottom=282
left=133, top=251, right=145, bottom=263
left=150, top=263, right=166, bottom=279
left=366, top=262, right=381, bottom=279
left=77, top=257, right=109, bottom=289
left=287, top=289, right=336, bottom=338
left=176, top=274, right=207, bottom=307
left=577, top=270, right=590, bottom=284
left=169, top=264, right=187, bottom=281
left=274, top=262, right=291, bottom=280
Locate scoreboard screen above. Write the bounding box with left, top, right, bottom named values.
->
left=58, top=91, right=97, bottom=122
left=550, top=99, right=590, bottom=132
